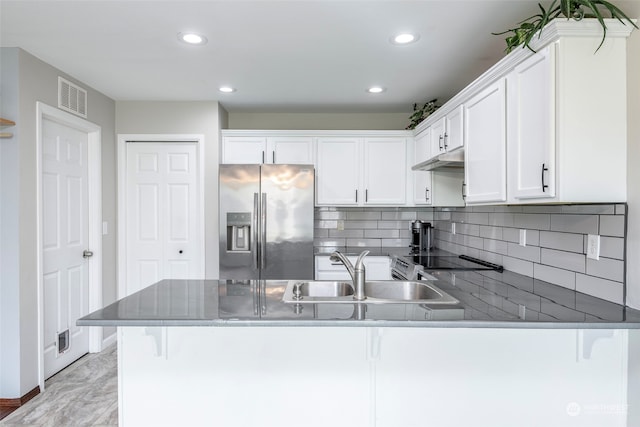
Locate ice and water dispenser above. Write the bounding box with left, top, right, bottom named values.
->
left=226, top=212, right=251, bottom=252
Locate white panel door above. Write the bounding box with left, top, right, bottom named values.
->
left=267, top=136, right=314, bottom=164
left=125, top=143, right=201, bottom=296
left=413, top=130, right=433, bottom=205
left=42, top=118, right=90, bottom=379
left=221, top=136, right=266, bottom=164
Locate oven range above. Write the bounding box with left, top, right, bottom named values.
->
left=390, top=252, right=503, bottom=281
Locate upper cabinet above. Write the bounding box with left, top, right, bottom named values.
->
left=414, top=19, right=633, bottom=205
left=316, top=136, right=407, bottom=206
left=464, top=79, right=507, bottom=204
left=221, top=131, right=313, bottom=164
left=429, top=105, right=464, bottom=157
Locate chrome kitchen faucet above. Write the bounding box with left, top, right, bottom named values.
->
left=329, top=250, right=369, bottom=301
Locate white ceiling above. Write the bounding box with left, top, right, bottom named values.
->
left=1, top=0, right=638, bottom=113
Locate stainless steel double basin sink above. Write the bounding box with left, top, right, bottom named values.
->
left=282, top=280, right=459, bottom=305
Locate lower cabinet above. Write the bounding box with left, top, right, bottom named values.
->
left=315, top=255, right=391, bottom=281
left=119, top=326, right=631, bottom=427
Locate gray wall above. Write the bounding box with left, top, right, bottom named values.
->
left=0, top=48, right=116, bottom=398
left=115, top=101, right=225, bottom=279
left=625, top=8, right=640, bottom=309
left=227, top=112, right=409, bottom=130
left=1, top=48, right=21, bottom=399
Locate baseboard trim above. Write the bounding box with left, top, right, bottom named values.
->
left=0, top=386, right=40, bottom=407
left=102, top=330, right=117, bottom=349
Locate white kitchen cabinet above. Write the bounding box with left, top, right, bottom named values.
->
left=316, top=137, right=361, bottom=205
left=507, top=45, right=556, bottom=201
left=506, top=33, right=628, bottom=203
left=221, top=132, right=313, bottom=164
left=221, top=136, right=267, bottom=164
left=316, top=137, right=407, bottom=206
left=464, top=79, right=507, bottom=204
left=411, top=129, right=465, bottom=207
left=429, top=105, right=464, bottom=157
left=363, top=137, right=406, bottom=205
left=315, top=255, right=391, bottom=281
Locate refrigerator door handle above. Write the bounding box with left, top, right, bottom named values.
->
left=253, top=192, right=259, bottom=269
left=261, top=192, right=267, bottom=269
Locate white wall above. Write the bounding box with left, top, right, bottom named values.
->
left=625, top=12, right=640, bottom=310
left=227, top=111, right=409, bottom=130
left=0, top=48, right=116, bottom=398
left=115, top=101, right=225, bottom=279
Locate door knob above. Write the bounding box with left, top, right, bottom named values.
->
left=83, top=250, right=94, bottom=258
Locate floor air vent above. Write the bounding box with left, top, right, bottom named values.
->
left=58, top=77, right=87, bottom=118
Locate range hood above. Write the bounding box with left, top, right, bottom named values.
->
left=411, top=149, right=464, bottom=172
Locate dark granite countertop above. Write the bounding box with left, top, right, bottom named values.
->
left=78, top=269, right=640, bottom=328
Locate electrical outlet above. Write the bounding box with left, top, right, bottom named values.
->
left=451, top=222, right=456, bottom=235
left=337, top=220, right=344, bottom=231
left=519, top=229, right=527, bottom=247
left=587, top=234, right=600, bottom=260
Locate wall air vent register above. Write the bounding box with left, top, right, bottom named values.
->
left=58, top=76, right=87, bottom=118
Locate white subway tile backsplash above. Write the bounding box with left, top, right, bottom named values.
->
left=599, top=215, right=625, bottom=237
left=314, top=203, right=626, bottom=305
left=576, top=274, right=624, bottom=304
left=540, top=248, right=585, bottom=273
left=599, top=236, right=625, bottom=260
left=586, top=257, right=624, bottom=282
left=479, top=226, right=503, bottom=240
left=540, top=231, right=584, bottom=253
left=507, top=243, right=541, bottom=263
left=561, top=204, right=614, bottom=215
left=484, top=239, right=508, bottom=255
left=514, top=214, right=551, bottom=230
left=329, top=229, right=364, bottom=238
left=502, top=256, right=534, bottom=277
left=550, top=214, right=598, bottom=234
left=380, top=211, right=417, bottom=220
left=533, top=264, right=576, bottom=290
left=346, top=211, right=381, bottom=220
left=364, top=229, right=400, bottom=239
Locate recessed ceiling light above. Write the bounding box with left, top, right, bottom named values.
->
left=390, top=33, right=419, bottom=45
left=178, top=32, right=208, bottom=45
left=219, top=86, right=236, bottom=93
left=367, top=86, right=385, bottom=94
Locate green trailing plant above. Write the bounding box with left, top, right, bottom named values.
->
left=493, top=0, right=638, bottom=53
left=406, top=99, right=440, bottom=130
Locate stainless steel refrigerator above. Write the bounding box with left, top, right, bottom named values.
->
left=219, top=164, right=315, bottom=280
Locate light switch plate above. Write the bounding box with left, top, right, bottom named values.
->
left=451, top=222, right=456, bottom=235
left=587, top=234, right=600, bottom=260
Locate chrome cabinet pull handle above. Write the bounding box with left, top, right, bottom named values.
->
left=541, top=163, right=549, bottom=192
left=439, top=135, right=444, bottom=151
left=261, top=151, right=265, bottom=164
left=461, top=182, right=466, bottom=200
left=355, top=189, right=358, bottom=203
left=444, top=132, right=449, bottom=149
left=425, top=188, right=430, bottom=202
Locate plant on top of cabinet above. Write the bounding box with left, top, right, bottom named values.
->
left=493, top=0, right=637, bottom=53
left=405, top=99, right=440, bottom=130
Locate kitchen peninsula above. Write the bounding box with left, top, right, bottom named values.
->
left=79, top=270, right=640, bottom=427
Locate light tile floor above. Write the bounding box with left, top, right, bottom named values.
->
left=1, top=345, right=117, bottom=426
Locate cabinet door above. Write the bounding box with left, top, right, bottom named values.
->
left=316, top=138, right=361, bottom=205
left=267, top=137, right=314, bottom=165
left=445, top=105, right=464, bottom=152
left=429, top=118, right=446, bottom=157
left=508, top=45, right=556, bottom=200
left=221, top=136, right=266, bottom=164
left=464, top=79, right=507, bottom=204
left=363, top=138, right=407, bottom=205
left=412, top=130, right=432, bottom=205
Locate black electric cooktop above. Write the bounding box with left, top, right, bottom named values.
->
left=403, top=253, right=504, bottom=272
